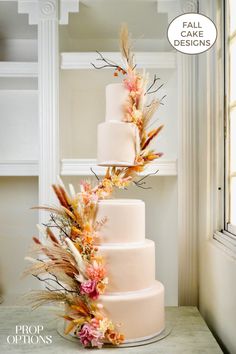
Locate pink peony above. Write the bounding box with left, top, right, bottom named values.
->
left=78, top=323, right=103, bottom=348
left=80, top=279, right=99, bottom=300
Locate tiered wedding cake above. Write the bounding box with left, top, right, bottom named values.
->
left=96, top=83, right=165, bottom=341
left=25, top=26, right=165, bottom=349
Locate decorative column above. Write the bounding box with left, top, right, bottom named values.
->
left=157, top=0, right=199, bottom=305
left=18, top=0, right=79, bottom=226
left=177, top=0, right=199, bottom=305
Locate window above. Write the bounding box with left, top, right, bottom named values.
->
left=225, top=0, right=236, bottom=236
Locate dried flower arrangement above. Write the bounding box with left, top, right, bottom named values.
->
left=24, top=25, right=164, bottom=348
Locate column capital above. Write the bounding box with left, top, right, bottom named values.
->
left=18, top=0, right=79, bottom=25
left=179, top=0, right=198, bottom=13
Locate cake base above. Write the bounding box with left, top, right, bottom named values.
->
left=57, top=321, right=171, bottom=347
left=100, top=281, right=165, bottom=340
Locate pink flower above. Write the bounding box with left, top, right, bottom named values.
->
left=90, top=318, right=100, bottom=328
left=80, top=181, right=92, bottom=193
left=80, top=279, right=99, bottom=300
left=86, top=262, right=106, bottom=282
left=123, top=73, right=142, bottom=96
left=79, top=181, right=99, bottom=206
left=78, top=323, right=103, bottom=348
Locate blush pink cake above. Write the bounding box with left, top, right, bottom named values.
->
left=96, top=83, right=165, bottom=342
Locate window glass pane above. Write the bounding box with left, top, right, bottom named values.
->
left=227, top=2, right=236, bottom=232
left=229, top=0, right=236, bottom=34
left=230, top=40, right=236, bottom=103
left=230, top=108, right=236, bottom=172
left=230, top=177, right=236, bottom=225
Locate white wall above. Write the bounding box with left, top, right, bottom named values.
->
left=0, top=1, right=39, bottom=304
left=199, top=241, right=236, bottom=353
left=0, top=177, right=40, bottom=304
left=198, top=1, right=236, bottom=352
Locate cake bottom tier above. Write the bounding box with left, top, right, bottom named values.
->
left=100, top=281, right=165, bottom=342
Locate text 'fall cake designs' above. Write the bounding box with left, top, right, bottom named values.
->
left=24, top=25, right=165, bottom=348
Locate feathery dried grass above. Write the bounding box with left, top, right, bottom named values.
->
left=120, top=24, right=134, bottom=68
left=23, top=290, right=71, bottom=309
left=142, top=99, right=160, bottom=130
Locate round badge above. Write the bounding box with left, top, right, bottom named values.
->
left=167, top=13, right=217, bottom=54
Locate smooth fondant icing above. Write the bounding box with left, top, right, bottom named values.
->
left=100, top=281, right=165, bottom=341
left=97, top=121, right=139, bottom=166
left=98, top=240, right=155, bottom=292
left=96, top=199, right=145, bottom=244
left=105, top=83, right=129, bottom=122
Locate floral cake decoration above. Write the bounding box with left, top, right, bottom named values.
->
left=24, top=25, right=165, bottom=348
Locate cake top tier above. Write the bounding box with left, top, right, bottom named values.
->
left=105, top=83, right=129, bottom=122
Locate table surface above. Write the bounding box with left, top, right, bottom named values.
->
left=0, top=306, right=222, bottom=354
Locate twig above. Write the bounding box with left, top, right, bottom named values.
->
left=137, top=169, right=159, bottom=182
left=160, top=94, right=166, bottom=105
left=133, top=181, right=152, bottom=190
left=145, top=75, right=160, bottom=95
left=147, top=83, right=164, bottom=95
left=43, top=214, right=70, bottom=239
left=90, top=168, right=100, bottom=181
left=91, top=51, right=127, bottom=73
left=133, top=169, right=159, bottom=189
left=33, top=274, right=78, bottom=294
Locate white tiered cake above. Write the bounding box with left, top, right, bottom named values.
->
left=96, top=83, right=165, bottom=341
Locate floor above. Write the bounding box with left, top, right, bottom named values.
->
left=0, top=306, right=222, bottom=353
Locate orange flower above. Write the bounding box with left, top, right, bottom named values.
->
left=97, top=282, right=106, bottom=294
left=83, top=233, right=94, bottom=244
left=106, top=329, right=125, bottom=345
left=87, top=261, right=107, bottom=282
left=70, top=226, right=82, bottom=239
left=135, top=155, right=144, bottom=166
left=83, top=223, right=92, bottom=233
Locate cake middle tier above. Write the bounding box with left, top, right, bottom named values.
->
left=98, top=240, right=155, bottom=293
left=96, top=199, right=145, bottom=244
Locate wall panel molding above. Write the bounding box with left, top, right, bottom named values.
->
left=18, top=0, right=79, bottom=226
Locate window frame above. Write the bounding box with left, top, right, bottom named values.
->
left=224, top=0, right=236, bottom=238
